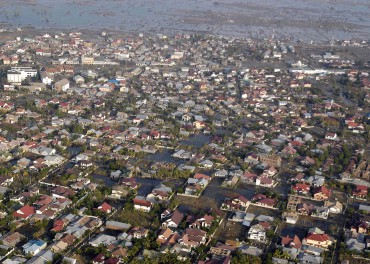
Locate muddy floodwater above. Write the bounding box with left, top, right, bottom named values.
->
left=0, top=0, right=370, bottom=41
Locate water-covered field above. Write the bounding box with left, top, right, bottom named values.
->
left=0, top=0, right=370, bottom=41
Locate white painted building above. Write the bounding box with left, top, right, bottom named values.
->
left=22, top=240, right=47, bottom=256
left=7, top=67, right=37, bottom=84
left=40, top=71, right=53, bottom=85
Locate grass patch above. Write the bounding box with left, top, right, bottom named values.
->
left=113, top=209, right=154, bottom=228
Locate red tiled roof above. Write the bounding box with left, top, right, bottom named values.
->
left=293, top=183, right=310, bottom=191
left=170, top=210, right=184, bottom=225
left=51, top=219, right=65, bottom=232
left=314, top=186, right=331, bottom=196
left=260, top=177, right=273, bottom=185
left=93, top=253, right=105, bottom=263
left=282, top=236, right=293, bottom=246
left=34, top=195, right=53, bottom=206
left=256, top=198, right=276, bottom=207
left=98, top=202, right=112, bottom=213
left=356, top=185, right=368, bottom=191
left=194, top=173, right=211, bottom=180
left=133, top=198, right=151, bottom=207
left=12, top=205, right=35, bottom=219
left=235, top=195, right=249, bottom=203
left=252, top=193, right=266, bottom=201
left=306, top=233, right=330, bottom=242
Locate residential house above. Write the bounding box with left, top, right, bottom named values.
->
left=283, top=212, right=299, bottom=224
left=303, top=233, right=334, bottom=249
left=352, top=185, right=368, bottom=199
left=162, top=209, right=184, bottom=228
left=52, top=186, right=75, bottom=199
left=130, top=226, right=149, bottom=239
left=350, top=221, right=368, bottom=234
left=110, top=170, right=122, bottom=180
left=254, top=198, right=277, bottom=208
left=259, top=154, right=282, bottom=167
left=1, top=232, right=25, bottom=247
left=160, top=209, right=173, bottom=220
left=290, top=173, right=305, bottom=182
left=133, top=196, right=152, bottom=212
left=193, top=120, right=207, bottom=130
left=40, top=71, right=53, bottom=85
left=92, top=253, right=105, bottom=264
left=51, top=219, right=68, bottom=233
left=210, top=243, right=235, bottom=257
left=73, top=75, right=85, bottom=84
left=119, top=178, right=139, bottom=190
left=0, top=176, right=14, bottom=187
left=214, top=170, right=228, bottom=178
left=22, top=240, right=47, bottom=256
left=300, top=156, right=315, bottom=166
left=13, top=204, right=35, bottom=219
left=147, top=184, right=172, bottom=202
left=256, top=176, right=275, bottom=187
left=244, top=153, right=259, bottom=164
left=222, top=175, right=239, bottom=187
left=180, top=228, right=207, bottom=248
left=188, top=214, right=215, bottom=229
left=239, top=245, right=263, bottom=257
left=184, top=174, right=210, bottom=196
left=197, top=158, right=213, bottom=168
left=96, top=202, right=112, bottom=214
left=33, top=195, right=53, bottom=209
left=221, top=196, right=249, bottom=212
left=111, top=246, right=127, bottom=259
left=248, top=223, right=267, bottom=242
left=89, top=234, right=117, bottom=247
left=311, top=206, right=329, bottom=219
left=325, top=132, right=337, bottom=141
left=54, top=79, right=70, bottom=92
left=156, top=228, right=180, bottom=246
left=346, top=238, right=366, bottom=252
left=241, top=171, right=258, bottom=184
left=297, top=203, right=315, bottom=215
left=313, top=186, right=331, bottom=201
left=324, top=200, right=343, bottom=214
left=292, top=183, right=311, bottom=195
left=110, top=186, right=128, bottom=200
left=307, top=175, right=325, bottom=187
left=281, top=235, right=302, bottom=249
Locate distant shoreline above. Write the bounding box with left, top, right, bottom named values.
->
left=0, top=0, right=370, bottom=43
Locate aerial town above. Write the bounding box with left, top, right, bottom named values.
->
left=0, top=28, right=369, bottom=264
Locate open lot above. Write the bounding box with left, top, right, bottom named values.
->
left=213, top=217, right=248, bottom=242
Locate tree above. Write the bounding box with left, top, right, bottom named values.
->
left=266, top=229, right=275, bottom=239
left=273, top=249, right=291, bottom=260
left=232, top=250, right=262, bottom=264
left=71, top=122, right=84, bottom=134
left=158, top=252, right=191, bottom=264
left=52, top=253, right=63, bottom=263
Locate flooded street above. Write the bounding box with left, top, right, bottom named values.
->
left=91, top=173, right=115, bottom=187
left=180, top=134, right=211, bottom=148
left=146, top=149, right=179, bottom=164
left=135, top=177, right=185, bottom=196
left=145, top=134, right=210, bottom=164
